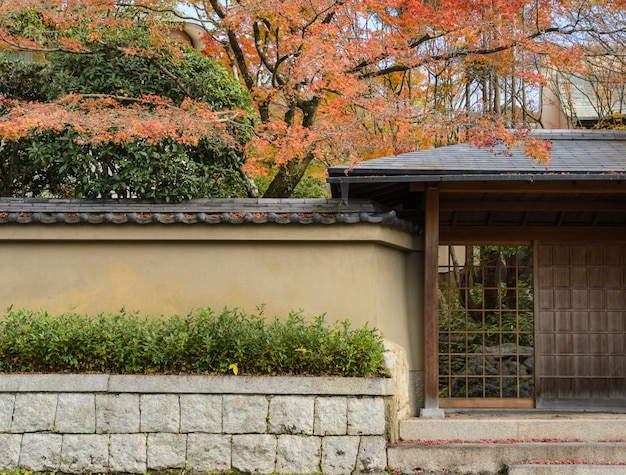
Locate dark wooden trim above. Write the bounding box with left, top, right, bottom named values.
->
left=536, top=398, right=626, bottom=410
left=440, top=226, right=626, bottom=243
left=424, top=185, right=440, bottom=410
left=440, top=398, right=535, bottom=409
left=440, top=200, right=626, bottom=212
left=533, top=241, right=541, bottom=410
left=438, top=182, right=626, bottom=193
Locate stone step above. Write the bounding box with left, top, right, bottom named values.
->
left=387, top=441, right=626, bottom=474
left=399, top=414, right=626, bottom=442
left=507, top=463, right=626, bottom=475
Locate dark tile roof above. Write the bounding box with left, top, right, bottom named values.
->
left=0, top=198, right=418, bottom=232
left=328, top=129, right=626, bottom=183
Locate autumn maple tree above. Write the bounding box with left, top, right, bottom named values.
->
left=2, top=1, right=626, bottom=199
left=175, top=0, right=626, bottom=196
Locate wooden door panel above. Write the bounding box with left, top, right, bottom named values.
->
left=536, top=243, right=626, bottom=409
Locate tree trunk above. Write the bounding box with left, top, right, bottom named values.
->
left=511, top=50, right=517, bottom=127
left=262, top=153, right=315, bottom=198
left=458, top=246, right=502, bottom=323
left=239, top=167, right=259, bottom=198
left=494, top=73, right=501, bottom=114
left=262, top=97, right=321, bottom=198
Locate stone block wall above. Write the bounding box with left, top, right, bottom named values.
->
left=0, top=374, right=394, bottom=474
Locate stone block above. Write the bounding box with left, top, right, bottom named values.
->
left=0, top=434, right=21, bottom=470
left=419, top=407, right=445, bottom=419
left=276, top=434, right=321, bottom=474
left=223, top=395, right=268, bottom=434
left=55, top=394, right=96, bottom=433
left=508, top=463, right=626, bottom=475
left=11, top=393, right=57, bottom=432
left=232, top=434, right=276, bottom=474
left=0, top=394, right=15, bottom=432
left=383, top=339, right=410, bottom=421
left=409, top=370, right=425, bottom=416
left=109, top=433, right=147, bottom=473
left=147, top=433, right=187, bottom=470
left=180, top=394, right=222, bottom=433
left=96, top=393, right=140, bottom=433
left=269, top=396, right=314, bottom=434
left=347, top=397, right=386, bottom=435
left=141, top=394, right=180, bottom=432
left=321, top=436, right=360, bottom=475
left=106, top=374, right=394, bottom=396
left=187, top=433, right=231, bottom=472
left=19, top=433, right=62, bottom=472
left=314, top=397, right=347, bottom=435
left=355, top=436, right=388, bottom=474
left=60, top=434, right=109, bottom=473
left=0, top=374, right=109, bottom=392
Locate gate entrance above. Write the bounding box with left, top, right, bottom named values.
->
left=438, top=245, right=535, bottom=408
left=438, top=242, right=626, bottom=410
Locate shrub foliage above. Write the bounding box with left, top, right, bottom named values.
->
left=0, top=308, right=387, bottom=377
left=0, top=19, right=255, bottom=201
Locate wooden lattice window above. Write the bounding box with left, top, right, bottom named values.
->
left=438, top=245, right=534, bottom=407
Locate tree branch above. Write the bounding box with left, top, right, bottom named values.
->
left=354, top=26, right=572, bottom=79
left=253, top=21, right=276, bottom=74
left=147, top=58, right=195, bottom=98
left=0, top=34, right=94, bottom=55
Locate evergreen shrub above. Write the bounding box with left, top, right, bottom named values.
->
left=0, top=307, right=387, bottom=377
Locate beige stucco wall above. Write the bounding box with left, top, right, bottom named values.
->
left=541, top=86, right=573, bottom=129
left=0, top=223, right=424, bottom=371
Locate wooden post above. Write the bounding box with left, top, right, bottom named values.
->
left=421, top=184, right=444, bottom=417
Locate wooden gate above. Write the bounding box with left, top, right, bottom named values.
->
left=536, top=243, right=626, bottom=409
left=438, top=245, right=535, bottom=408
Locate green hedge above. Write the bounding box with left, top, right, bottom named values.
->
left=0, top=308, right=387, bottom=377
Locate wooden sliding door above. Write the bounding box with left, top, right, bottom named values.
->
left=536, top=243, right=626, bottom=409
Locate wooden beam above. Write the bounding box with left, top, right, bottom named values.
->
left=439, top=181, right=626, bottom=193
left=440, top=200, right=626, bottom=212
left=409, top=183, right=427, bottom=192
left=424, top=185, right=440, bottom=411
left=440, top=398, right=535, bottom=409
left=440, top=226, right=626, bottom=243
left=411, top=180, right=626, bottom=193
